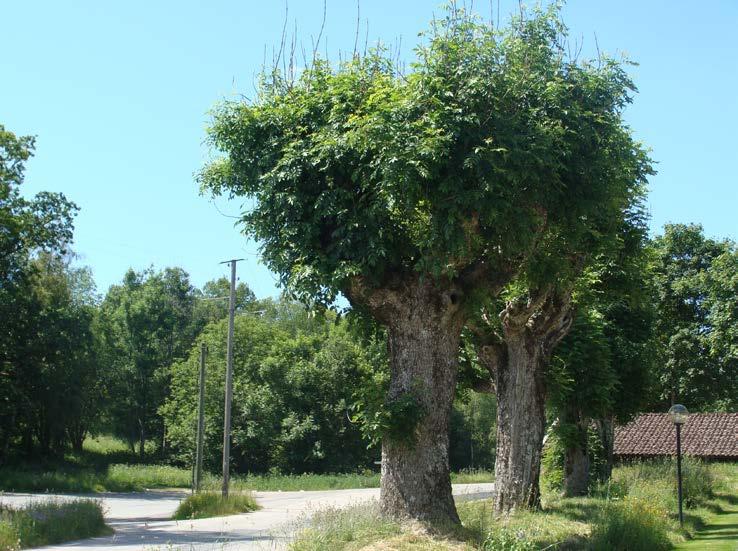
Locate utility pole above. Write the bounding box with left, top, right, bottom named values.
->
left=194, top=342, right=207, bottom=493
left=220, top=258, right=243, bottom=498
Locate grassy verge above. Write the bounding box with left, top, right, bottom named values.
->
left=0, top=436, right=493, bottom=493
left=203, top=469, right=492, bottom=493
left=673, top=463, right=738, bottom=551
left=0, top=464, right=193, bottom=493
left=289, top=460, right=738, bottom=551
left=0, top=468, right=492, bottom=494
left=0, top=499, right=111, bottom=550
left=172, top=491, right=259, bottom=520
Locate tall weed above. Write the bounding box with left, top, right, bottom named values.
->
left=589, top=495, right=671, bottom=551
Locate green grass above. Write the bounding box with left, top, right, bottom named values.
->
left=0, top=463, right=193, bottom=493
left=674, top=463, right=738, bottom=551
left=0, top=436, right=493, bottom=493
left=289, top=461, right=738, bottom=551
left=172, top=491, right=259, bottom=520
left=0, top=499, right=111, bottom=550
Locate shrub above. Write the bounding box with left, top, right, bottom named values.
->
left=172, top=492, right=258, bottom=520
left=540, top=431, right=566, bottom=493
left=589, top=496, right=671, bottom=551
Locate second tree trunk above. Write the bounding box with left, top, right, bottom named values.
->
left=493, top=331, right=547, bottom=512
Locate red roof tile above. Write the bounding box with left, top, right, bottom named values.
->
left=614, top=413, right=738, bottom=459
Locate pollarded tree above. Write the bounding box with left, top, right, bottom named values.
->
left=200, top=6, right=651, bottom=523
left=472, top=205, right=651, bottom=511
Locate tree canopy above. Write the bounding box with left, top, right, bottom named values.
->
left=200, top=6, right=650, bottom=308
left=649, top=224, right=738, bottom=411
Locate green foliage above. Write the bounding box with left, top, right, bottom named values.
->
left=0, top=125, right=85, bottom=463
left=96, top=267, right=203, bottom=455
left=541, top=208, right=655, bottom=494
left=290, top=503, right=402, bottom=551
left=0, top=253, right=99, bottom=461
left=0, top=125, right=77, bottom=283
left=0, top=463, right=192, bottom=493
left=540, top=432, right=566, bottom=493
left=351, top=385, right=427, bottom=447
left=704, top=249, right=738, bottom=410
left=481, top=530, right=536, bottom=551
left=548, top=310, right=615, bottom=423
left=449, top=393, right=497, bottom=471
left=194, top=277, right=257, bottom=326
left=162, top=301, right=383, bottom=474
left=0, top=499, right=109, bottom=550
left=200, top=5, right=651, bottom=306
left=287, top=462, right=737, bottom=550
left=172, top=492, right=258, bottom=520
left=649, top=223, right=738, bottom=411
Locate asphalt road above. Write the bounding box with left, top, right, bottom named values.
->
left=0, top=483, right=494, bottom=551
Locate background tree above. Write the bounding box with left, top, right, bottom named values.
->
left=649, top=224, right=736, bottom=411
left=199, top=5, right=650, bottom=522
left=193, top=277, right=257, bottom=326
left=97, top=267, right=198, bottom=456
left=702, top=248, right=738, bottom=410
left=0, top=125, right=79, bottom=462
left=162, top=299, right=383, bottom=474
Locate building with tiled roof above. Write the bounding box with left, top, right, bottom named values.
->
left=614, top=412, right=738, bottom=460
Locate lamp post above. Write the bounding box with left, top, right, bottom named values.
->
left=668, top=404, right=689, bottom=527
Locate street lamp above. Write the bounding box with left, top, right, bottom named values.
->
left=668, top=404, right=689, bottom=526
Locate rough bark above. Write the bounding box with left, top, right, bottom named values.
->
left=475, top=290, right=574, bottom=513
left=493, top=327, right=547, bottom=511
left=347, top=276, right=466, bottom=524
left=563, top=417, right=590, bottom=496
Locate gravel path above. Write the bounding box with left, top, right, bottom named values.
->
left=0, top=483, right=494, bottom=550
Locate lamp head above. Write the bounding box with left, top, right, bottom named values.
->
left=668, top=404, right=689, bottom=425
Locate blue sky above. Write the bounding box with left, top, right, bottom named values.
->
left=3, top=0, right=737, bottom=298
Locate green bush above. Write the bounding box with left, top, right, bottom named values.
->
left=0, top=499, right=109, bottom=550
left=172, top=492, right=258, bottom=520
left=589, top=496, right=671, bottom=551
left=540, top=431, right=566, bottom=493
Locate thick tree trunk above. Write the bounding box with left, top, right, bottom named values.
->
left=347, top=276, right=466, bottom=524
left=493, top=330, right=546, bottom=512
left=380, top=289, right=464, bottom=524
left=474, top=290, right=574, bottom=514
left=563, top=418, right=590, bottom=496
